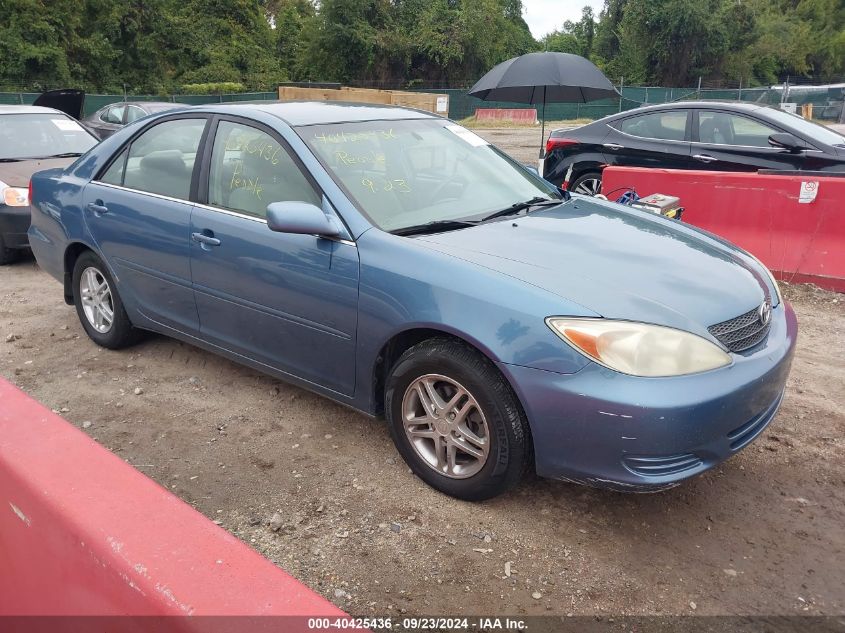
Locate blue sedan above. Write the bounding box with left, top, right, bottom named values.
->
left=28, top=102, right=797, bottom=500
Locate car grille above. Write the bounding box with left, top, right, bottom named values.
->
left=622, top=453, right=703, bottom=477
left=708, top=302, right=771, bottom=352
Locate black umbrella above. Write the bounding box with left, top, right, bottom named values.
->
left=468, top=52, right=618, bottom=158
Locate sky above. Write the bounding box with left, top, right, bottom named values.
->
left=522, top=0, right=605, bottom=39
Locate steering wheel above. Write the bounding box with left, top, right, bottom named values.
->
left=427, top=173, right=467, bottom=204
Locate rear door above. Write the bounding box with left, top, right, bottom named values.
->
left=689, top=109, right=805, bottom=171
left=82, top=115, right=209, bottom=333
left=605, top=109, right=692, bottom=171
left=189, top=116, right=360, bottom=395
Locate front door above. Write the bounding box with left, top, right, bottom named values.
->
left=690, top=110, right=806, bottom=172
left=83, top=116, right=208, bottom=332
left=189, top=118, right=360, bottom=395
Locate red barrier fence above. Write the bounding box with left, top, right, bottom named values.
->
left=475, top=108, right=537, bottom=124
left=601, top=167, right=845, bottom=292
left=0, top=378, right=345, bottom=626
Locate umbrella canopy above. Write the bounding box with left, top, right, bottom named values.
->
left=469, top=52, right=618, bottom=160
left=468, top=52, right=618, bottom=104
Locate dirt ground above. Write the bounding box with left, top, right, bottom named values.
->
left=2, top=129, right=844, bottom=617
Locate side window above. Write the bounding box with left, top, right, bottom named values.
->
left=698, top=112, right=778, bottom=147
left=122, top=118, right=206, bottom=200
left=125, top=106, right=146, bottom=124
left=618, top=111, right=688, bottom=141
left=102, top=106, right=125, bottom=124
left=208, top=120, right=320, bottom=218
left=100, top=148, right=128, bottom=186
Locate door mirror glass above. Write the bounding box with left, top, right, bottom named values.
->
left=266, top=201, right=341, bottom=237
left=768, top=132, right=805, bottom=152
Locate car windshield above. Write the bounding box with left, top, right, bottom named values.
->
left=0, top=113, right=97, bottom=160
left=300, top=119, right=561, bottom=232
left=761, top=107, right=845, bottom=146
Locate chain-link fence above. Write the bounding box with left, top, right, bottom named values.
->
left=0, top=91, right=279, bottom=117
left=1, top=83, right=843, bottom=122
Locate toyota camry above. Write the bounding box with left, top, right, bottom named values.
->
left=28, top=102, right=797, bottom=500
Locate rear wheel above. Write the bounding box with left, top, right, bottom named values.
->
left=72, top=251, right=142, bottom=349
left=570, top=171, right=602, bottom=196
left=0, top=235, right=19, bottom=265
left=385, top=338, right=531, bottom=501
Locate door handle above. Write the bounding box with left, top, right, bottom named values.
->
left=87, top=201, right=109, bottom=216
left=191, top=232, right=221, bottom=247
left=603, top=143, right=624, bottom=151
left=693, top=154, right=718, bottom=164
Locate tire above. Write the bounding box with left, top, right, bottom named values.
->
left=570, top=171, right=602, bottom=196
left=385, top=337, right=532, bottom=501
left=0, top=235, right=19, bottom=265
left=72, top=251, right=142, bottom=349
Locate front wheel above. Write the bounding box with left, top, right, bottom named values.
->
left=385, top=338, right=532, bottom=501
left=72, top=251, right=142, bottom=349
left=570, top=171, right=602, bottom=196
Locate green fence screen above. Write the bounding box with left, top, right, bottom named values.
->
left=1, top=87, right=842, bottom=122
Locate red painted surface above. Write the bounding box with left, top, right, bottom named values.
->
left=475, top=108, right=537, bottom=124
left=0, top=378, right=346, bottom=624
left=601, top=167, right=845, bottom=292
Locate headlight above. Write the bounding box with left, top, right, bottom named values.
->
left=0, top=180, right=29, bottom=207
left=546, top=317, right=732, bottom=377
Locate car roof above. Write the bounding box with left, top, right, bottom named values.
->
left=614, top=101, right=768, bottom=116
left=0, top=105, right=69, bottom=116
left=193, top=101, right=439, bottom=126
left=129, top=101, right=182, bottom=108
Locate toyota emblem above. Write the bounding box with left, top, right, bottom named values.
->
left=758, top=301, right=772, bottom=326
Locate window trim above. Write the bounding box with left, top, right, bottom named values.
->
left=611, top=109, right=692, bottom=144
left=92, top=113, right=213, bottom=203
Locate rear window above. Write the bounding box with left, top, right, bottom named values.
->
left=0, top=113, right=97, bottom=160
left=616, top=111, right=689, bottom=141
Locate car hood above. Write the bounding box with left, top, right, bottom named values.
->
left=414, top=198, right=769, bottom=336
left=0, top=157, right=78, bottom=187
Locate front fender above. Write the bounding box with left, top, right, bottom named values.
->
left=352, top=229, right=594, bottom=412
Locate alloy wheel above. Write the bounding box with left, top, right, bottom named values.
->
left=401, top=374, right=490, bottom=479
left=79, top=266, right=115, bottom=333
left=574, top=177, right=602, bottom=196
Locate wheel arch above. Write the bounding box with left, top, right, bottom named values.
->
left=370, top=326, right=523, bottom=420
left=371, top=326, right=537, bottom=482
left=63, top=242, right=96, bottom=304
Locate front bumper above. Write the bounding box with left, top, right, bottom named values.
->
left=500, top=301, right=798, bottom=491
left=0, top=204, right=32, bottom=248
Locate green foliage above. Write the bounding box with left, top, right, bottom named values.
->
left=181, top=82, right=246, bottom=94
left=0, top=0, right=842, bottom=92
left=590, top=0, right=845, bottom=85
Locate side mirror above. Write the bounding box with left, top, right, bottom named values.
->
left=266, top=201, right=341, bottom=237
left=768, top=133, right=805, bottom=153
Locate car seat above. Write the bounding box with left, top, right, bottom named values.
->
left=130, top=150, right=190, bottom=199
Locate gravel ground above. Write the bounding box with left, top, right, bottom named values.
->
left=1, top=129, right=844, bottom=617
